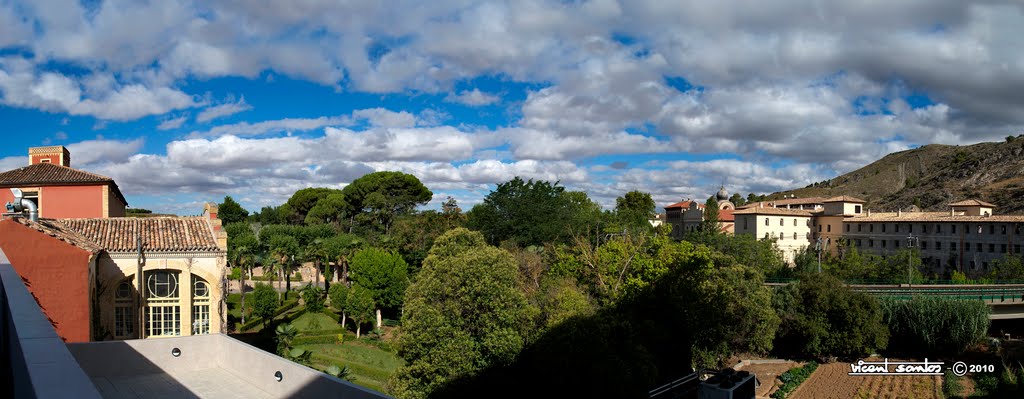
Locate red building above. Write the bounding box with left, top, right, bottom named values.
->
left=0, top=146, right=127, bottom=218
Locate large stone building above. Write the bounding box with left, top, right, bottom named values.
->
left=0, top=146, right=128, bottom=218
left=728, top=195, right=1023, bottom=274
left=0, top=145, right=227, bottom=342
left=665, top=187, right=736, bottom=239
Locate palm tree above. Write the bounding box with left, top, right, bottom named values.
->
left=269, top=234, right=299, bottom=302
left=231, top=235, right=259, bottom=326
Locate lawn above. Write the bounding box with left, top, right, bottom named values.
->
left=299, top=341, right=405, bottom=393
left=291, top=312, right=341, bottom=332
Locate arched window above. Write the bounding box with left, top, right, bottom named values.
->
left=145, top=271, right=181, bottom=337
left=193, top=277, right=211, bottom=335
left=114, top=280, right=135, bottom=339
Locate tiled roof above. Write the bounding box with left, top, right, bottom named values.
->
left=733, top=207, right=814, bottom=217
left=719, top=209, right=735, bottom=222
left=949, top=199, right=996, bottom=207
left=58, top=217, right=221, bottom=253
left=0, top=163, right=128, bottom=205
left=665, top=200, right=704, bottom=210
left=4, top=216, right=103, bottom=253
left=844, top=212, right=1024, bottom=222
left=823, top=195, right=866, bottom=203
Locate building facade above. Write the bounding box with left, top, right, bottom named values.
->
left=664, top=187, right=737, bottom=239
left=0, top=146, right=127, bottom=218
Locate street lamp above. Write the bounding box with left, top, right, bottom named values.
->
left=906, top=235, right=919, bottom=286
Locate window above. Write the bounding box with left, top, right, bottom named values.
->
left=1002, top=244, right=1008, bottom=253
left=895, top=224, right=900, bottom=233
left=856, top=239, right=862, bottom=247
left=921, top=241, right=928, bottom=250
left=895, top=240, right=900, bottom=248
left=818, top=225, right=822, bottom=232
left=990, top=225, right=995, bottom=234
left=952, top=224, right=957, bottom=234
left=922, top=224, right=928, bottom=234
left=793, top=232, right=797, bottom=240
left=978, top=225, right=983, bottom=234
left=936, top=241, right=942, bottom=250
left=793, top=219, right=797, bottom=226
left=780, top=232, right=785, bottom=240
left=765, top=218, right=769, bottom=226
left=193, top=278, right=210, bottom=335
left=1002, top=225, right=1007, bottom=234
left=870, top=224, right=874, bottom=233
left=882, top=240, right=887, bottom=248
left=39, top=159, right=51, bottom=163
left=989, top=244, right=995, bottom=253
left=145, top=271, right=180, bottom=337
left=858, top=224, right=862, bottom=232
left=936, top=225, right=942, bottom=234
left=970, top=261, right=976, bottom=270
left=966, top=242, right=971, bottom=252
left=984, top=262, right=989, bottom=270
left=827, top=224, right=831, bottom=233
left=1016, top=244, right=1021, bottom=254
left=855, top=205, right=862, bottom=214
left=744, top=217, right=748, bottom=229
left=977, top=243, right=983, bottom=252
left=869, top=239, right=874, bottom=247
left=114, top=281, right=135, bottom=338
left=882, top=224, right=886, bottom=233
left=780, top=218, right=784, bottom=226
left=846, top=224, right=850, bottom=232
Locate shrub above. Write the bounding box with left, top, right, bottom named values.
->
left=773, top=274, right=888, bottom=359
left=301, top=284, right=325, bottom=313
left=879, top=296, right=989, bottom=356
left=772, top=362, right=818, bottom=399
left=942, top=370, right=963, bottom=398
left=976, top=373, right=999, bottom=395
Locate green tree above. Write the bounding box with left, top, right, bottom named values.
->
left=614, top=190, right=656, bottom=233
left=305, top=193, right=349, bottom=226
left=254, top=205, right=288, bottom=224
left=126, top=208, right=153, bottom=215
left=285, top=187, right=344, bottom=225
left=323, top=234, right=364, bottom=294
left=345, top=284, right=376, bottom=338
left=880, top=296, right=989, bottom=356
left=276, top=323, right=299, bottom=355
left=773, top=273, right=888, bottom=359
left=218, top=195, right=250, bottom=225
left=301, top=283, right=325, bottom=313
left=328, top=283, right=350, bottom=330
left=390, top=228, right=531, bottom=399
left=250, top=283, right=278, bottom=328
left=988, top=255, right=1024, bottom=281
left=349, top=247, right=409, bottom=328
left=701, top=197, right=720, bottom=235
left=466, top=177, right=573, bottom=247
left=268, top=234, right=300, bottom=301
left=729, top=193, right=745, bottom=207
left=383, top=211, right=456, bottom=274
left=531, top=276, right=595, bottom=331
left=229, top=233, right=259, bottom=325
left=563, top=190, right=604, bottom=233
left=342, top=171, right=433, bottom=233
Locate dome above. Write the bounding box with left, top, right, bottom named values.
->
left=716, top=186, right=729, bottom=201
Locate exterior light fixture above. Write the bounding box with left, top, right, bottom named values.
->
left=171, top=348, right=181, bottom=357
left=275, top=371, right=283, bottom=382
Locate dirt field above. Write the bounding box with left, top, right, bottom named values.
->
left=788, top=360, right=942, bottom=399
left=735, top=361, right=801, bottom=398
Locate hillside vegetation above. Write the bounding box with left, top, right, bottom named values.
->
left=770, top=136, right=1024, bottom=213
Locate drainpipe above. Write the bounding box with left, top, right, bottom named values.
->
left=8, top=188, right=38, bottom=222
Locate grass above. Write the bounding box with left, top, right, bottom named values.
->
left=298, top=341, right=405, bottom=393
left=291, top=312, right=341, bottom=332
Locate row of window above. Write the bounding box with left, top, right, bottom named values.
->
left=850, top=239, right=1021, bottom=254
left=114, top=271, right=211, bottom=339
left=848, top=223, right=1022, bottom=235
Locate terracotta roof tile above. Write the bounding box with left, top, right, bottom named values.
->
left=732, top=207, right=814, bottom=217
left=58, top=217, right=220, bottom=253
left=719, top=209, right=735, bottom=222
left=0, top=163, right=128, bottom=205
left=4, top=216, right=103, bottom=253
left=949, top=199, right=996, bottom=207
left=665, top=200, right=704, bottom=209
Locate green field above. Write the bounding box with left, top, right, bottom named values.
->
left=299, top=341, right=405, bottom=393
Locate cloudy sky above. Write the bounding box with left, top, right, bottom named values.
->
left=1, top=1, right=1022, bottom=215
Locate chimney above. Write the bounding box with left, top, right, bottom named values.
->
left=203, top=202, right=227, bottom=250
left=898, top=209, right=902, bottom=217
left=29, top=146, right=71, bottom=167
left=867, top=209, right=871, bottom=217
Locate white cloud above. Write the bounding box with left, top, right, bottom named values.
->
left=157, top=116, right=188, bottom=130
left=67, top=138, right=146, bottom=165
left=445, top=88, right=500, bottom=106
left=196, top=97, right=253, bottom=123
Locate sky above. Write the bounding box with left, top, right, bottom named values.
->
left=1, top=1, right=1023, bottom=215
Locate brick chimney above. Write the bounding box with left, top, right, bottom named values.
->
left=29, top=146, right=71, bottom=167
left=203, top=202, right=228, bottom=250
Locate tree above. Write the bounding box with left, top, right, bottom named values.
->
left=349, top=247, right=409, bottom=328
left=328, top=283, right=350, bottom=330
left=218, top=196, right=250, bottom=225
left=301, top=283, right=325, bottom=313
left=701, top=197, right=720, bottom=235
left=284, top=187, right=343, bottom=224
left=345, top=284, right=376, bottom=338
left=305, top=193, right=349, bottom=226
left=880, top=296, right=989, bottom=356
left=729, top=193, right=745, bottom=207
left=250, top=283, right=278, bottom=328
left=466, top=177, right=573, bottom=247
left=383, top=212, right=454, bottom=275
left=254, top=205, right=288, bottom=225
left=268, top=234, right=300, bottom=301
left=276, top=323, right=299, bottom=355
left=126, top=208, right=153, bottom=215
left=563, top=191, right=604, bottom=233
left=323, top=234, right=364, bottom=293
left=988, top=255, right=1024, bottom=281
left=342, top=171, right=433, bottom=233
left=614, top=190, right=655, bottom=233
left=773, top=273, right=888, bottom=359
left=390, top=228, right=531, bottom=399
left=229, top=233, right=259, bottom=325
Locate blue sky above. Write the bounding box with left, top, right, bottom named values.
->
left=1, top=1, right=1023, bottom=215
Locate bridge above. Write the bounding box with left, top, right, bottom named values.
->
left=765, top=281, right=1024, bottom=320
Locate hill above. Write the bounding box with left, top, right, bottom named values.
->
left=768, top=135, right=1024, bottom=214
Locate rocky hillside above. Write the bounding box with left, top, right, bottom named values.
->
left=768, top=136, right=1024, bottom=214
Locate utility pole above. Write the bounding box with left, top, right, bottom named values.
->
left=906, top=235, right=919, bottom=286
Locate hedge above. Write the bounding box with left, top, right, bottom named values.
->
left=294, top=334, right=344, bottom=346
left=239, top=299, right=300, bottom=332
